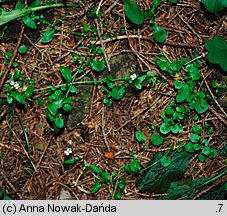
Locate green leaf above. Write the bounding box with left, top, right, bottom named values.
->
left=18, top=45, right=28, bottom=54
left=100, top=171, right=110, bottom=184
left=3, top=196, right=11, bottom=200
left=69, top=85, right=76, bottom=93
left=117, top=180, right=127, bottom=190
left=137, top=150, right=192, bottom=193
left=90, top=60, right=106, bottom=72
left=168, top=0, right=179, bottom=3
left=150, top=133, right=163, bottom=146
left=122, top=0, right=144, bottom=25
left=47, top=102, right=57, bottom=116
left=153, top=24, right=166, bottom=43
left=41, top=29, right=55, bottom=43
left=59, top=66, right=72, bottom=83
left=91, top=181, right=102, bottom=194
left=55, top=116, right=64, bottom=128
left=176, top=84, right=189, bottom=103
left=0, top=188, right=3, bottom=197
left=201, top=0, right=225, bottom=14
left=129, top=156, right=141, bottom=173
left=90, top=165, right=102, bottom=174
left=110, top=86, right=125, bottom=100
left=22, top=16, right=37, bottom=29
left=202, top=147, right=211, bottom=156
left=64, top=157, right=79, bottom=165
left=190, top=134, right=200, bottom=143
left=160, top=155, right=171, bottom=167
left=63, top=104, right=72, bottom=111
left=205, top=36, right=227, bottom=71
left=25, top=85, right=34, bottom=98
left=114, top=189, right=122, bottom=200
left=135, top=130, right=146, bottom=143
left=170, top=125, right=180, bottom=134
left=185, top=142, right=194, bottom=153
left=170, top=60, right=182, bottom=71
left=11, top=92, right=26, bottom=105
left=174, top=80, right=183, bottom=89
left=165, top=106, right=174, bottom=115
left=198, top=154, right=206, bottom=162
left=160, top=122, right=171, bottom=134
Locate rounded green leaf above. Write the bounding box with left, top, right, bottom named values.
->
left=170, top=125, right=180, bottom=134
left=160, top=155, right=171, bottom=167
left=55, top=116, right=64, bottom=128
left=185, top=142, right=194, bottom=153
left=90, top=60, right=106, bottom=72
left=11, top=92, right=26, bottom=105
left=129, top=156, right=141, bottom=173
left=114, top=189, right=122, bottom=200
left=170, top=60, right=182, bottom=71
left=153, top=24, right=166, bottom=43
left=202, top=147, right=211, bottom=156
left=110, top=86, right=125, bottom=100
left=198, top=154, right=206, bottom=162
left=135, top=130, right=146, bottom=143
left=165, top=106, right=174, bottom=115
left=22, top=16, right=37, bottom=29
left=64, top=157, right=79, bottom=165
left=63, top=103, right=73, bottom=111
left=69, top=85, right=77, bottom=93
left=150, top=133, right=163, bottom=146
left=18, top=45, right=28, bottom=55
left=41, top=29, right=55, bottom=43
left=91, top=181, right=102, bottom=194
left=160, top=122, right=171, bottom=134
left=190, top=133, right=200, bottom=143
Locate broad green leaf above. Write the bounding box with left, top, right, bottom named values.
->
left=174, top=80, right=183, bottom=89
left=135, top=130, right=146, bottom=143
left=90, top=165, right=102, bottom=174
left=205, top=36, right=227, bottom=71
left=198, top=154, right=206, bottom=162
left=69, top=85, right=76, bottom=93
left=201, top=0, right=225, bottom=14
left=165, top=106, right=174, bottom=115
left=150, top=133, right=163, bottom=146
left=59, top=66, right=72, bottom=83
left=18, top=45, right=28, bottom=54
left=15, top=2, right=25, bottom=9
left=90, top=60, right=105, bottom=72
left=122, top=0, right=144, bottom=25
left=202, top=147, right=211, bottom=156
left=129, top=156, right=141, bottom=173
left=22, top=16, right=37, bottom=29
left=41, top=29, right=55, bottom=43
left=153, top=24, right=166, bottom=43
left=91, top=181, right=102, bottom=194
left=170, top=60, right=182, bottom=71
left=30, top=0, right=41, bottom=7
left=137, top=150, right=192, bottom=193
left=110, top=86, right=125, bottom=100
left=0, top=4, right=67, bottom=27
left=11, top=92, right=26, bottom=105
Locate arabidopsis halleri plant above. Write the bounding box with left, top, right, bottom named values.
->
left=130, top=73, right=137, bottom=81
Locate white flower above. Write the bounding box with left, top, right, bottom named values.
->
left=14, top=83, right=20, bottom=90
left=68, top=140, right=72, bottom=145
left=64, top=147, right=72, bottom=156
left=9, top=80, right=15, bottom=86
left=130, top=73, right=137, bottom=81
